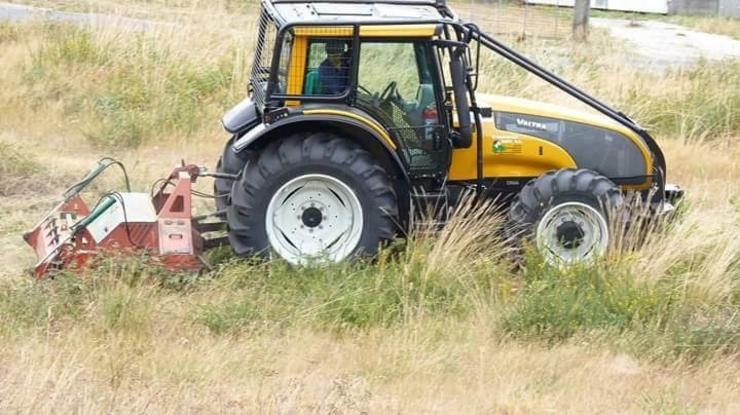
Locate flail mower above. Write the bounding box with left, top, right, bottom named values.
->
left=23, top=159, right=229, bottom=278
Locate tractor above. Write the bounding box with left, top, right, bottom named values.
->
left=213, top=0, right=683, bottom=265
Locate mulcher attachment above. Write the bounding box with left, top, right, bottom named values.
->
left=24, top=159, right=227, bottom=279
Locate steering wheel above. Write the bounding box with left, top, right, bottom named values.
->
left=379, top=81, right=401, bottom=104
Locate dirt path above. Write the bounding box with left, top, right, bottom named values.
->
left=592, top=17, right=740, bottom=71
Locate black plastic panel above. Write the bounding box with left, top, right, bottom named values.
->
left=494, top=111, right=647, bottom=179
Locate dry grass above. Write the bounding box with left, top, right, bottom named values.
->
left=2, top=324, right=739, bottom=413
left=0, top=1, right=739, bottom=413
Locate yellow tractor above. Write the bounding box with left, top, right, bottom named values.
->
left=215, top=0, right=682, bottom=265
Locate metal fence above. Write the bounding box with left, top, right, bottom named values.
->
left=454, top=0, right=571, bottom=39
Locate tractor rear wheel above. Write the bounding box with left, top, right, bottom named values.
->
left=227, top=132, right=399, bottom=264
left=507, top=168, right=623, bottom=265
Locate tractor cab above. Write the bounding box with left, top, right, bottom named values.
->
left=245, top=2, right=461, bottom=180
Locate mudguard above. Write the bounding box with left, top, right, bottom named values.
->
left=228, top=111, right=411, bottom=223
left=221, top=97, right=259, bottom=134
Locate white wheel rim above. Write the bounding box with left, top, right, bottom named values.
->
left=265, top=174, right=364, bottom=264
left=535, top=202, right=609, bottom=265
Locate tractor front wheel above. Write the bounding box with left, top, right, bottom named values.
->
left=227, top=132, right=398, bottom=264
left=507, top=168, right=623, bottom=265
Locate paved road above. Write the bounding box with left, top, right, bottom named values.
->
left=591, top=17, right=740, bottom=71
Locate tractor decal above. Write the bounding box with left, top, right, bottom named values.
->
left=493, top=138, right=522, bottom=154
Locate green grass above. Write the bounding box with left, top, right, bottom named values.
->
left=21, top=24, right=243, bottom=148
left=0, top=142, right=45, bottom=196
left=501, top=259, right=680, bottom=343
left=629, top=61, right=740, bottom=140
left=2, top=240, right=736, bottom=363
left=501, top=255, right=740, bottom=362
left=194, top=251, right=504, bottom=335
left=0, top=142, right=39, bottom=178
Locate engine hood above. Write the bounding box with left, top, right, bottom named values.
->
left=476, top=93, right=632, bottom=137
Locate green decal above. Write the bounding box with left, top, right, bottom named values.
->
left=493, top=141, right=506, bottom=153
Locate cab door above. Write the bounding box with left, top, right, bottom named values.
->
left=354, top=40, right=449, bottom=177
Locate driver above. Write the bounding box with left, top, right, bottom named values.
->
left=318, top=40, right=350, bottom=95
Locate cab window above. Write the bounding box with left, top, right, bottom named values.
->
left=355, top=41, right=444, bottom=173
left=303, top=39, right=353, bottom=96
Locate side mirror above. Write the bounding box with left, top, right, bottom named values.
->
left=449, top=46, right=472, bottom=148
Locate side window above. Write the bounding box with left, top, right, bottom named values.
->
left=356, top=41, right=444, bottom=173
left=356, top=42, right=438, bottom=128
left=274, top=32, right=293, bottom=95
left=304, top=39, right=353, bottom=95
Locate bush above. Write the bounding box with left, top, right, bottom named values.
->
left=0, top=142, right=39, bottom=177
left=0, top=274, right=86, bottom=335
left=0, top=23, right=21, bottom=44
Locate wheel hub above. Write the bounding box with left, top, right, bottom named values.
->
left=555, top=221, right=585, bottom=249
left=535, top=202, right=609, bottom=265
left=301, top=206, right=323, bottom=228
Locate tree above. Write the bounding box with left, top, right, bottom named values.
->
left=573, top=0, right=590, bottom=41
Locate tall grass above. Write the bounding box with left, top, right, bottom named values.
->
left=0, top=142, right=45, bottom=196
left=475, top=30, right=740, bottom=141
left=1, top=192, right=736, bottom=363
left=20, top=23, right=250, bottom=148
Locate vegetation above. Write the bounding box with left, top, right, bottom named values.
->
left=20, top=24, right=245, bottom=148
left=0, top=1, right=738, bottom=412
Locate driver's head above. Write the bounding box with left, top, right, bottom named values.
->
left=325, top=40, right=347, bottom=67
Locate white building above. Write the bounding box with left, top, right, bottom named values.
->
left=525, top=0, right=669, bottom=14
left=526, top=0, right=740, bottom=17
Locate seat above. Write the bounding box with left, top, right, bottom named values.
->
left=304, top=69, right=321, bottom=95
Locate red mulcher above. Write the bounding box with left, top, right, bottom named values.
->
left=23, top=159, right=228, bottom=279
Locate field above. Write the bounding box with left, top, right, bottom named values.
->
left=1, top=1, right=739, bottom=413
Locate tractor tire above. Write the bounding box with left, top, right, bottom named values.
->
left=227, top=132, right=399, bottom=264
left=214, top=135, right=248, bottom=213
left=507, top=168, right=623, bottom=265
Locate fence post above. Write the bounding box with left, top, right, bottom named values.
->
left=573, top=0, right=590, bottom=41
